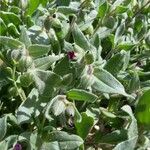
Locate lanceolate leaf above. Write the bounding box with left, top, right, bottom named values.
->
left=75, top=112, right=94, bottom=139
left=0, top=18, right=7, bottom=35
left=135, top=89, right=150, bottom=125
left=58, top=6, right=78, bottom=15
left=110, top=0, right=127, bottom=12
left=20, top=26, right=32, bottom=48
left=113, top=105, right=138, bottom=150
left=99, top=129, right=128, bottom=144
left=114, top=23, right=125, bottom=44
left=113, top=136, right=138, bottom=150
left=67, top=89, right=98, bottom=102
left=0, top=11, right=21, bottom=26
left=28, top=44, right=50, bottom=58
left=34, top=55, right=63, bottom=70
left=122, top=105, right=138, bottom=138
left=25, top=0, right=40, bottom=16
left=54, top=56, right=75, bottom=76
left=41, top=141, right=60, bottom=150
left=104, top=51, right=127, bottom=75
left=72, top=24, right=91, bottom=50
left=0, top=36, right=24, bottom=48
left=17, top=88, right=41, bottom=124
left=92, top=68, right=131, bottom=97
left=46, top=131, right=84, bottom=149
left=7, top=23, right=20, bottom=37
left=97, top=1, right=108, bottom=19
left=0, top=116, right=7, bottom=141
left=31, top=69, right=62, bottom=98
left=0, top=135, right=17, bottom=150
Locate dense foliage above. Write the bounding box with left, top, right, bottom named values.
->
left=0, top=0, right=150, bottom=149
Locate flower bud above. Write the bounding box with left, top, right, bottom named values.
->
left=19, top=0, right=28, bottom=10
left=20, top=72, right=33, bottom=87
left=65, top=105, right=75, bottom=117
left=17, top=56, right=33, bottom=72
left=8, top=86, right=18, bottom=97
left=84, top=51, right=94, bottom=64
left=13, top=143, right=22, bottom=150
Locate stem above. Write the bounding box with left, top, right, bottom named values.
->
left=132, top=0, right=150, bottom=18
left=80, top=101, right=87, bottom=111
left=104, top=48, right=115, bottom=60
left=65, top=15, right=77, bottom=41
left=92, top=20, right=102, bottom=36
left=39, top=106, right=49, bottom=134
left=12, top=64, right=26, bottom=101
left=40, top=115, right=46, bottom=133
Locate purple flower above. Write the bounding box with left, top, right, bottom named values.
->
left=67, top=51, right=76, bottom=60
left=13, top=143, right=22, bottom=150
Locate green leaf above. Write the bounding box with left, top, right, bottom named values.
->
left=117, top=42, right=135, bottom=51
left=99, top=129, right=128, bottom=144
left=0, top=11, right=21, bottom=26
left=97, top=1, right=108, bottom=19
left=41, top=141, right=60, bottom=150
left=136, top=21, right=147, bottom=41
left=0, top=18, right=7, bottom=35
left=28, top=25, right=49, bottom=45
left=61, top=73, right=73, bottom=86
left=20, top=26, right=32, bottom=48
left=0, top=36, right=24, bottom=48
left=73, top=104, right=82, bottom=123
left=54, top=56, right=75, bottom=76
left=7, top=23, right=20, bottom=37
left=0, top=135, right=17, bottom=150
left=72, top=24, right=90, bottom=50
left=17, top=88, right=41, bottom=124
left=135, top=89, right=150, bottom=125
left=28, top=44, right=50, bottom=58
left=58, top=6, right=78, bottom=15
left=113, top=136, right=138, bottom=150
left=122, top=105, right=138, bottom=138
left=19, top=132, right=42, bottom=149
left=75, top=112, right=94, bottom=139
left=134, top=15, right=144, bottom=33
left=31, top=69, right=62, bottom=98
left=104, top=51, right=127, bottom=76
left=128, top=71, right=140, bottom=93
left=40, top=0, right=48, bottom=6
left=116, top=5, right=128, bottom=14
left=122, top=51, right=130, bottom=71
left=56, top=0, right=71, bottom=6
left=111, top=0, right=126, bottom=12
left=86, top=106, right=100, bottom=124
left=0, top=116, right=7, bottom=141
left=92, top=68, right=131, bottom=97
left=114, top=23, right=125, bottom=44
left=67, top=89, right=98, bottom=102
left=25, top=0, right=40, bottom=16
left=34, top=55, right=63, bottom=70
left=113, top=105, right=138, bottom=150
left=9, top=6, right=21, bottom=14
left=103, top=16, right=115, bottom=29
left=100, top=107, right=116, bottom=118
left=96, top=27, right=113, bottom=39
left=46, top=131, right=84, bottom=149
